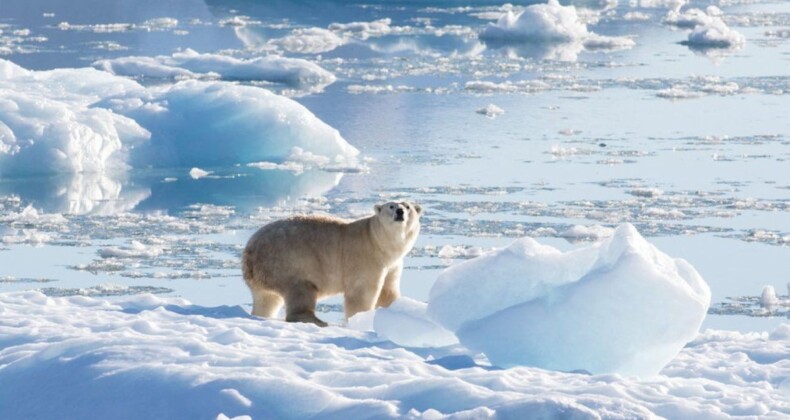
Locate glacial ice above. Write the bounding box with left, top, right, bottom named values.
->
left=427, top=224, right=711, bottom=377
left=479, top=0, right=635, bottom=51
left=0, top=59, right=357, bottom=174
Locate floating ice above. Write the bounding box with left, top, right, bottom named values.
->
left=329, top=18, right=393, bottom=40
left=94, top=49, right=336, bottom=91
left=1, top=59, right=355, bottom=174
left=98, top=240, right=163, bottom=259
left=0, top=59, right=149, bottom=176
left=427, top=224, right=711, bottom=377
left=270, top=28, right=346, bottom=54
left=189, top=167, right=211, bottom=179
left=480, top=0, right=634, bottom=51
left=117, top=80, right=358, bottom=169
left=667, top=8, right=745, bottom=49
left=475, top=104, right=505, bottom=118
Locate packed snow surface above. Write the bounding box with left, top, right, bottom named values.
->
left=0, top=59, right=357, bottom=173
left=428, top=224, right=711, bottom=377
left=94, top=49, right=336, bottom=91
left=0, top=291, right=788, bottom=419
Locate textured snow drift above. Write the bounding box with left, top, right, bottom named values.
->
left=428, top=224, right=711, bottom=377
left=0, top=59, right=356, bottom=174
left=480, top=0, right=634, bottom=51
left=0, top=291, right=787, bottom=419
left=94, top=49, right=336, bottom=91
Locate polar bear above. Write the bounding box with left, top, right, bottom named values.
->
left=242, top=201, right=422, bottom=326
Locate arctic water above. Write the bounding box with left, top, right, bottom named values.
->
left=2, top=0, right=790, bottom=331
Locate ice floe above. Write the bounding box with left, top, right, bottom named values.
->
left=480, top=0, right=635, bottom=55
left=1, top=59, right=355, bottom=175
left=94, top=49, right=336, bottom=91
left=269, top=28, right=346, bottom=54
left=428, top=224, right=711, bottom=376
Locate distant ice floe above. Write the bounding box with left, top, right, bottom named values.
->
left=475, top=104, right=505, bottom=118
left=269, top=28, right=346, bottom=54
left=428, top=224, right=711, bottom=377
left=57, top=17, right=179, bottom=33
left=0, top=58, right=357, bottom=176
left=329, top=18, right=394, bottom=40
left=94, top=49, right=336, bottom=92
left=665, top=6, right=746, bottom=49
left=710, top=284, right=790, bottom=317
left=480, top=0, right=634, bottom=60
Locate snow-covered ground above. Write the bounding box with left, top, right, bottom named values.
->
left=2, top=291, right=789, bottom=419
left=3, top=0, right=790, bottom=416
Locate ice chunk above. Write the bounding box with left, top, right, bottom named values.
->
left=119, top=80, right=359, bottom=168
left=189, top=167, right=211, bottom=179
left=0, top=59, right=149, bottom=176
left=475, top=104, right=505, bottom=118
left=761, top=286, right=779, bottom=307
left=270, top=28, right=346, bottom=54
left=427, top=224, right=711, bottom=377
left=0, top=59, right=356, bottom=174
left=686, top=19, right=745, bottom=49
left=479, top=0, right=634, bottom=51
left=373, top=298, right=458, bottom=348
left=94, top=49, right=336, bottom=91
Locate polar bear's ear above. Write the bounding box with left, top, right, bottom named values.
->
left=375, top=204, right=382, bottom=213
left=414, top=203, right=423, bottom=214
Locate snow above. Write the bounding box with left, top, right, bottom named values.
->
left=0, top=59, right=357, bottom=173
left=1, top=290, right=789, bottom=418
left=94, top=49, right=336, bottom=91
left=479, top=0, right=634, bottom=50
left=428, top=224, right=711, bottom=377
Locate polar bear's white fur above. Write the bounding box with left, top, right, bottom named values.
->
left=242, top=201, right=422, bottom=326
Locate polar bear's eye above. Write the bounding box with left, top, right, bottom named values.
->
left=389, top=205, right=394, bottom=210
left=404, top=204, right=410, bottom=209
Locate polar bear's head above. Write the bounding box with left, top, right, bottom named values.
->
left=372, top=201, right=422, bottom=256
left=375, top=201, right=422, bottom=229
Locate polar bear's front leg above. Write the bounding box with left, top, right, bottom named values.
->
left=344, top=269, right=387, bottom=319
left=376, top=263, right=402, bottom=308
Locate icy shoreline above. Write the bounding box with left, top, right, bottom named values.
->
left=0, top=291, right=787, bottom=419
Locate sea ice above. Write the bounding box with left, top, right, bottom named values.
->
left=94, top=49, right=336, bottom=91
left=685, top=17, right=745, bottom=48
left=427, top=224, right=711, bottom=377
left=269, top=28, right=346, bottom=54
left=479, top=0, right=634, bottom=51
left=475, top=104, right=505, bottom=118
left=1, top=59, right=355, bottom=174
left=123, top=81, right=358, bottom=168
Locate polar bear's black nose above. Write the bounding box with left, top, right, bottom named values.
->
left=396, top=208, right=404, bottom=216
